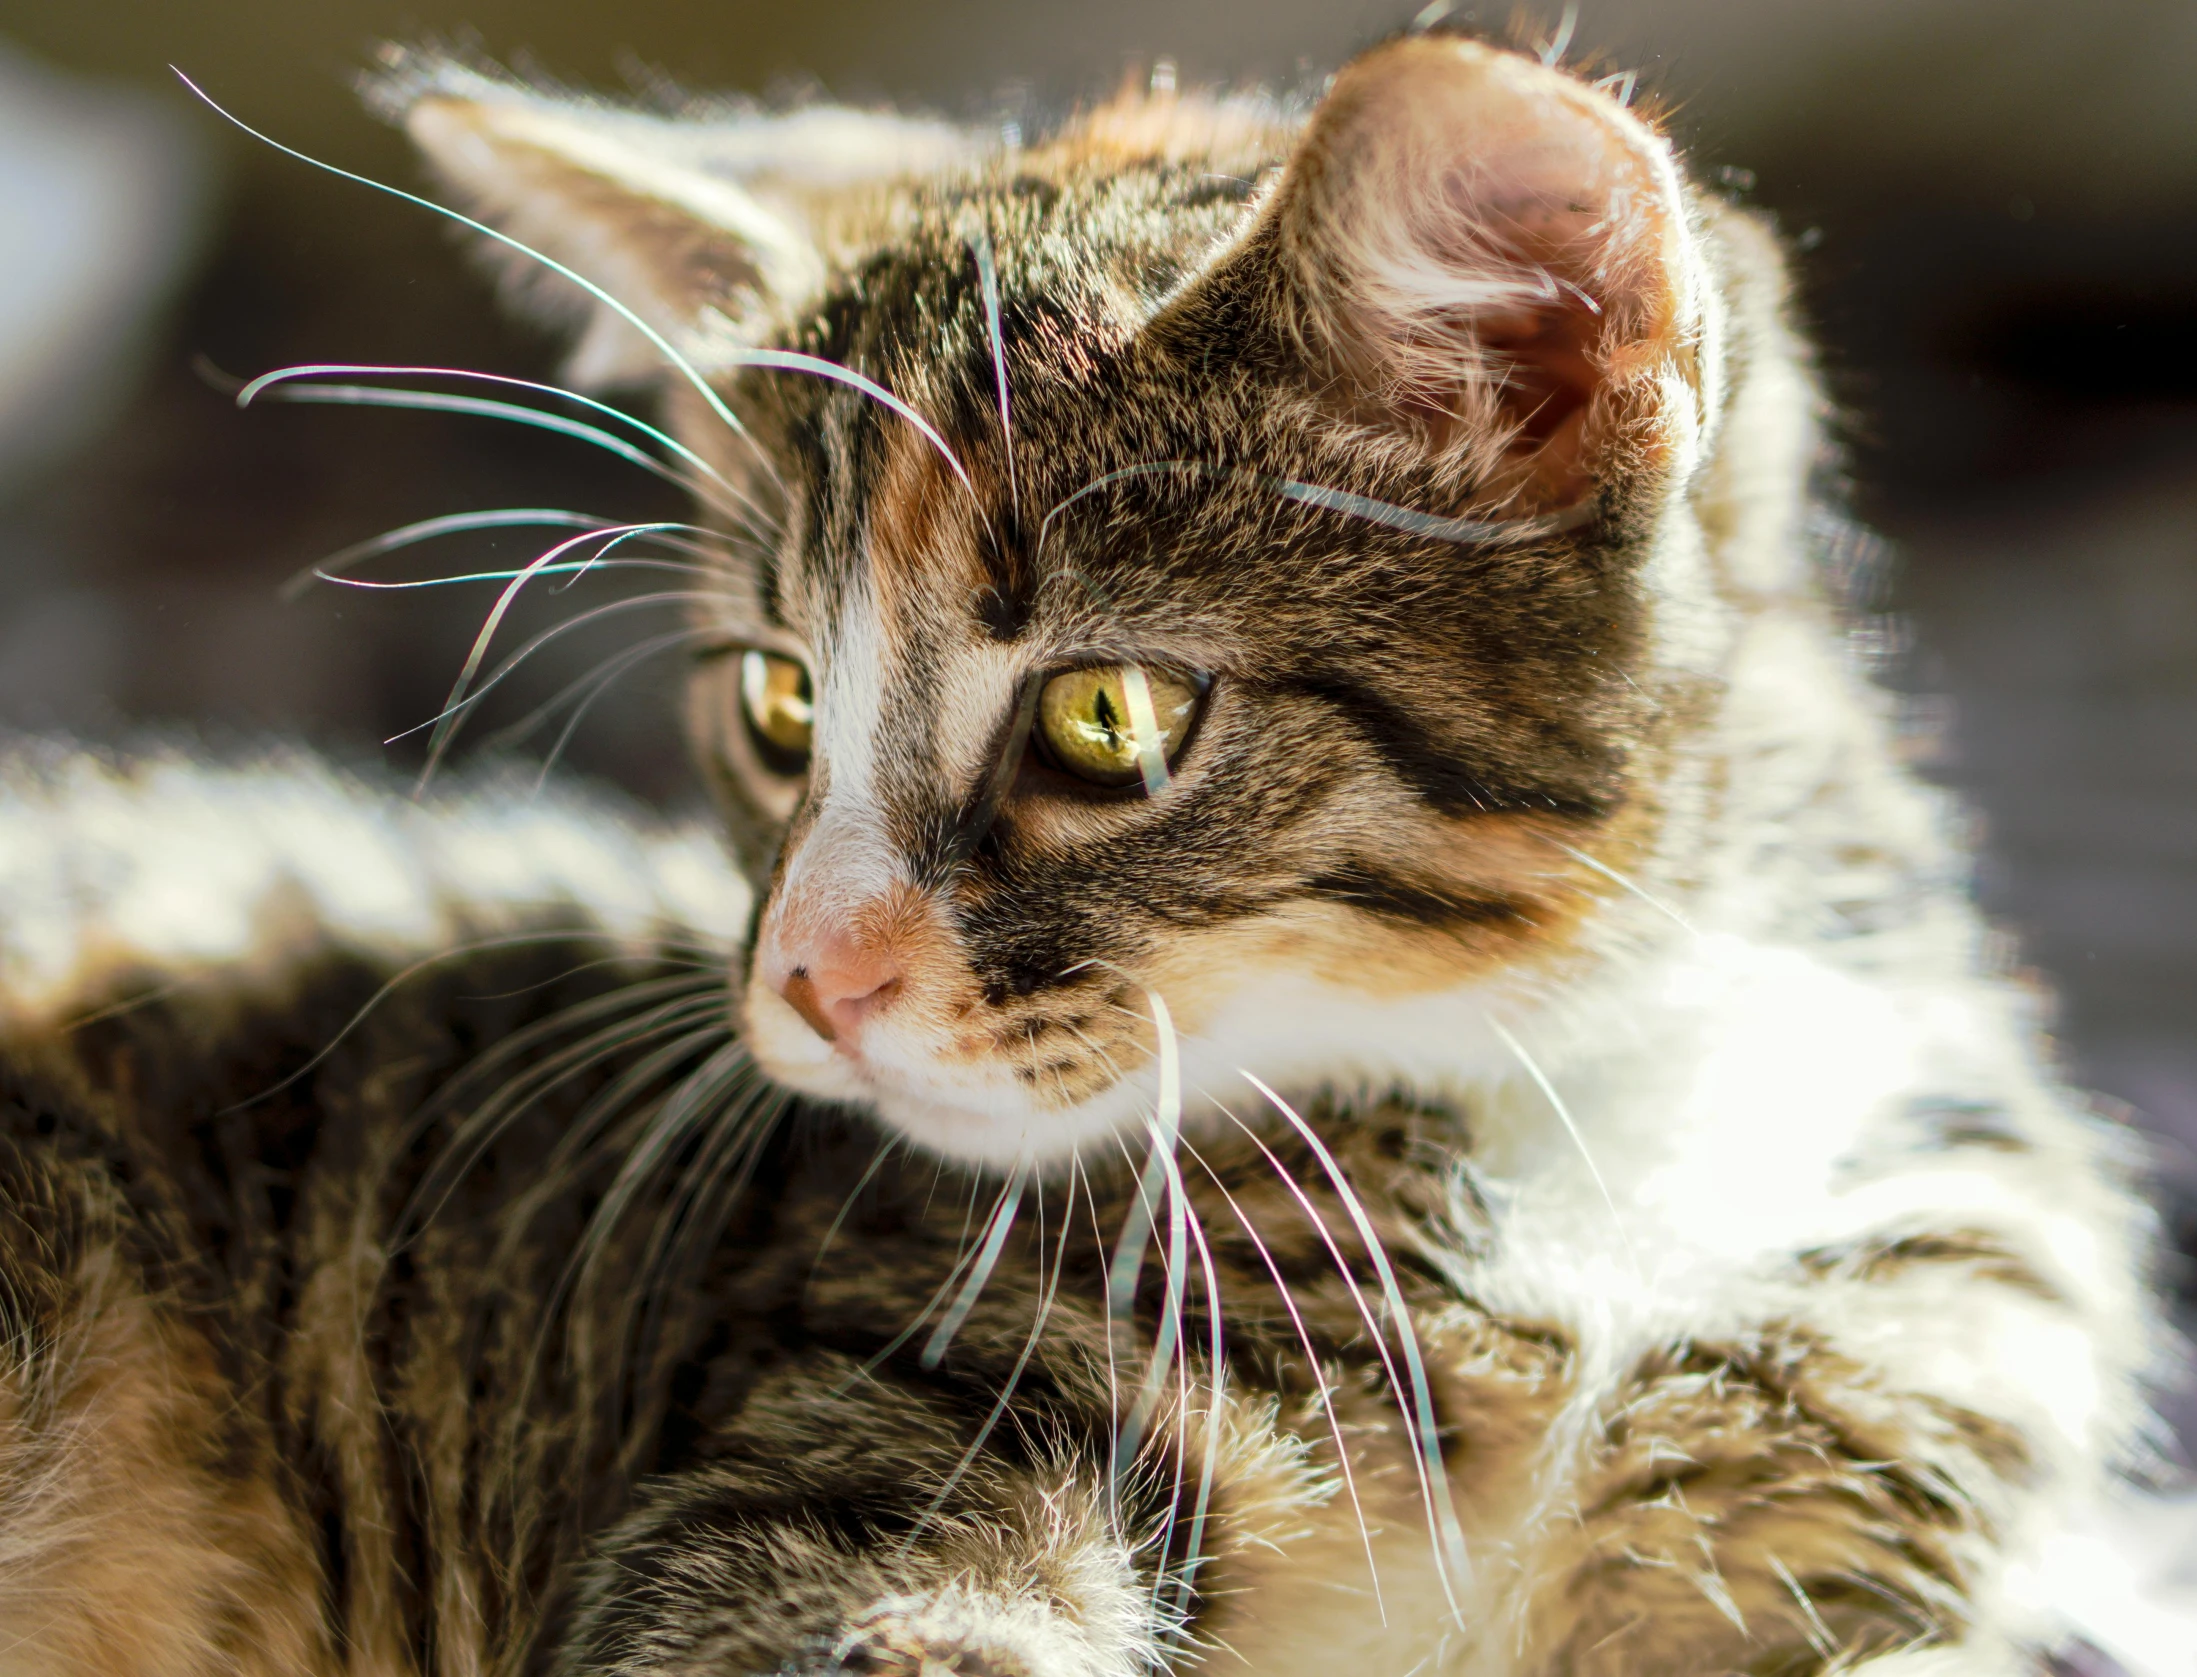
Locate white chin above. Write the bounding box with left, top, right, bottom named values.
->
left=779, top=1060, right=1148, bottom=1169
left=870, top=1074, right=1166, bottom=1167
left=741, top=984, right=1148, bottom=1168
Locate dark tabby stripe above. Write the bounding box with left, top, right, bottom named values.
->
left=1301, top=863, right=1528, bottom=930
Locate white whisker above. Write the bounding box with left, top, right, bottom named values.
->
left=904, top=1170, right=1075, bottom=1545
left=1168, top=1183, right=1227, bottom=1638
left=1107, top=1117, right=1191, bottom=1628
left=391, top=587, right=718, bottom=787
left=512, top=627, right=717, bottom=791
left=1099, top=982, right=1190, bottom=1594
left=965, top=216, right=1018, bottom=515
left=1035, top=458, right=1587, bottom=585
left=1036, top=460, right=1208, bottom=573
left=835, top=1173, right=1018, bottom=1393
left=1540, top=0, right=1580, bottom=65
left=1074, top=1150, right=1127, bottom=1504
left=424, top=1005, right=731, bottom=1244
left=242, top=381, right=710, bottom=500
left=1271, top=478, right=1595, bottom=547
left=316, top=558, right=708, bottom=592
left=614, top=1080, right=790, bottom=1432
left=1119, top=665, right=1173, bottom=797
left=807, top=1138, right=899, bottom=1290
left=237, top=362, right=751, bottom=506
left=413, top=524, right=681, bottom=780
left=1553, top=841, right=1698, bottom=935
left=921, top=1160, right=1030, bottom=1369
left=1485, top=1019, right=1644, bottom=1285
left=172, top=71, right=776, bottom=481
left=561, top=1044, right=771, bottom=1421
left=225, top=935, right=711, bottom=1120
left=1058, top=1019, right=1124, bottom=1078
left=569, top=1041, right=758, bottom=1289
left=279, top=507, right=619, bottom=600
left=1180, top=1133, right=1385, bottom=1621
left=1237, top=1075, right=1474, bottom=1615
left=732, top=347, right=975, bottom=499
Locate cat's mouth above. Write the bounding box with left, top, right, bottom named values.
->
left=742, top=970, right=1158, bottom=1163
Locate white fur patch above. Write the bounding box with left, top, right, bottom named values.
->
left=0, top=743, right=750, bottom=1024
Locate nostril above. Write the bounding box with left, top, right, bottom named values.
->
left=775, top=949, right=905, bottom=1048
left=780, top=968, right=837, bottom=1043
left=828, top=974, right=901, bottom=1038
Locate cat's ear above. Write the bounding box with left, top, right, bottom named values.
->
left=1264, top=36, right=1698, bottom=510
left=372, top=55, right=978, bottom=387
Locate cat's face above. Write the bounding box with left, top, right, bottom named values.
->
left=397, top=37, right=1722, bottom=1163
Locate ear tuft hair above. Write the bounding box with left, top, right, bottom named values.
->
left=366, top=47, right=986, bottom=387
left=1269, top=36, right=1699, bottom=509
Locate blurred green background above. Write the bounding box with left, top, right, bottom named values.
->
left=0, top=0, right=2193, bottom=1417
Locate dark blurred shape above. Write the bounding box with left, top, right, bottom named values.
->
left=1968, top=288, right=2197, bottom=406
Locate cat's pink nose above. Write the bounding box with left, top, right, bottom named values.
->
left=775, top=932, right=904, bottom=1048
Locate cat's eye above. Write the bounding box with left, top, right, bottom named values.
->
left=1034, top=664, right=1202, bottom=789
left=739, top=650, right=814, bottom=773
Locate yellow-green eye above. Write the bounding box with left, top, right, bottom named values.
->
left=1035, top=664, right=1202, bottom=789
left=739, top=650, right=813, bottom=771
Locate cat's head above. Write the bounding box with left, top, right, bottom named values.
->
left=392, top=35, right=1776, bottom=1165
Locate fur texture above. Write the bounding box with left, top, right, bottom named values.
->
left=0, top=29, right=2177, bottom=1677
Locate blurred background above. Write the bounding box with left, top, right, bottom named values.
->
left=0, top=0, right=2190, bottom=1432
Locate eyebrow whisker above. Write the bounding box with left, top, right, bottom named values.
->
left=1034, top=457, right=1594, bottom=591
left=965, top=215, right=1019, bottom=516
left=732, top=347, right=977, bottom=501
left=239, top=379, right=749, bottom=519
left=278, top=507, right=621, bottom=600
left=311, top=558, right=709, bottom=592
left=238, top=362, right=743, bottom=492
left=173, top=70, right=785, bottom=492
left=1272, top=478, right=1596, bottom=546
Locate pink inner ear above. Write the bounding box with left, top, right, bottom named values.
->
left=1476, top=293, right=1605, bottom=503
left=1455, top=191, right=1634, bottom=505
left=1281, top=38, right=1680, bottom=508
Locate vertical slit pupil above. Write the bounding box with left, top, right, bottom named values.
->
left=1093, top=686, right=1123, bottom=747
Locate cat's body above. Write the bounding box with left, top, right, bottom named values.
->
left=0, top=31, right=2173, bottom=1677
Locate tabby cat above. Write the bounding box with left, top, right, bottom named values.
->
left=0, top=30, right=2169, bottom=1677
